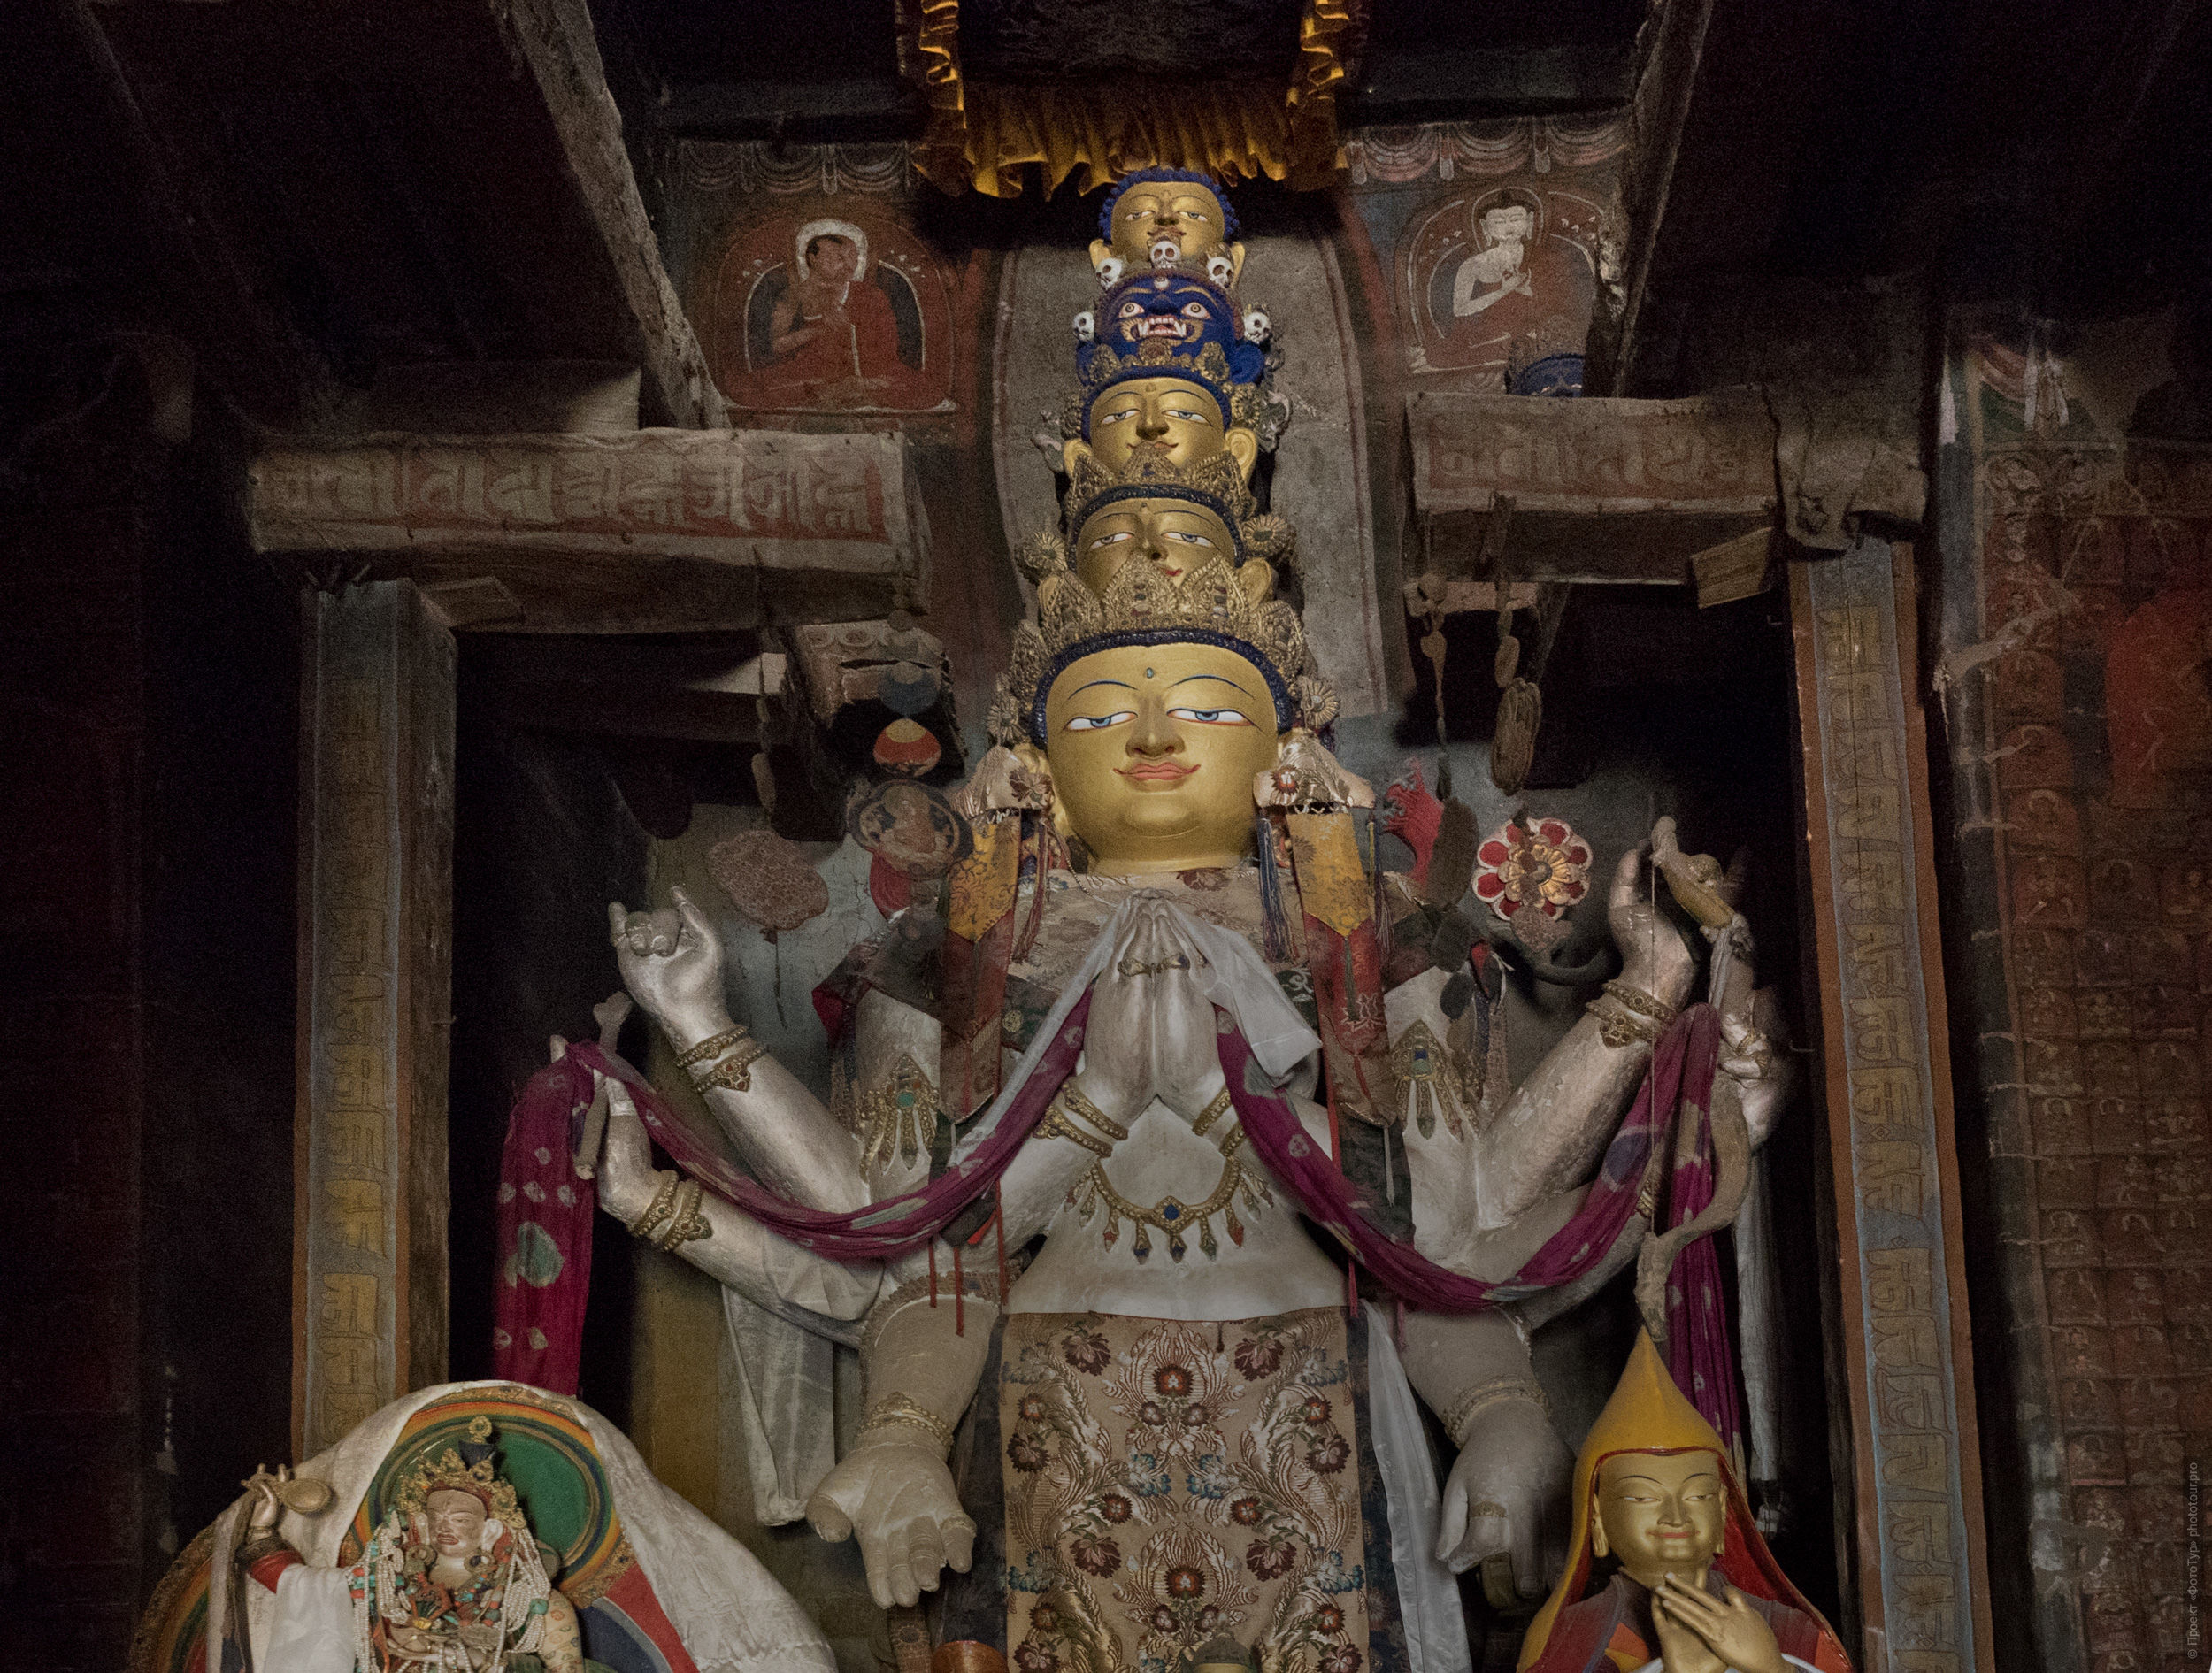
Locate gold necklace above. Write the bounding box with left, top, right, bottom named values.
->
left=1067, top=1123, right=1270, bottom=1262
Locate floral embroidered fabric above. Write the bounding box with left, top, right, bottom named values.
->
left=1001, top=1309, right=1371, bottom=1673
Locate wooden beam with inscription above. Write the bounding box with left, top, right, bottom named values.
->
left=248, top=428, right=932, bottom=635
left=1791, top=541, right=1996, bottom=1673
left=295, top=581, right=455, bottom=1457
left=1408, top=388, right=1777, bottom=586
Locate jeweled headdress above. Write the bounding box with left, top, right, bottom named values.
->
left=1063, top=339, right=1268, bottom=443
left=990, top=541, right=1335, bottom=746
left=392, top=1415, right=528, bottom=1537
left=1061, top=446, right=1290, bottom=566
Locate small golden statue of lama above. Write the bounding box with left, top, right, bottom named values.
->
left=1517, top=1334, right=1850, bottom=1673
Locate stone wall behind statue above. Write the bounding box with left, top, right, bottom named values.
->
left=1932, top=312, right=2212, bottom=1673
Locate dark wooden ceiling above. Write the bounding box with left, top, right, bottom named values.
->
left=597, top=0, right=1648, bottom=139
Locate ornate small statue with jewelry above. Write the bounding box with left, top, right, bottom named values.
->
left=235, top=1417, right=586, bottom=1672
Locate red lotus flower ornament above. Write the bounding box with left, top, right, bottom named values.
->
left=1473, top=817, right=1591, bottom=925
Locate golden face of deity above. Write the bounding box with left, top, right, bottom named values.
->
left=1091, top=182, right=1245, bottom=285
left=1044, top=641, right=1281, bottom=873
left=1589, top=1450, right=1727, bottom=1587
left=1077, top=377, right=1259, bottom=479
left=1071, top=496, right=1240, bottom=594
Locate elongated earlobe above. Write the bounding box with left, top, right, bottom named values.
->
left=1225, top=427, right=1258, bottom=482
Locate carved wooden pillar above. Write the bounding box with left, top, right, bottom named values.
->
left=294, top=580, right=456, bottom=1455
left=1792, top=540, right=1996, bottom=1673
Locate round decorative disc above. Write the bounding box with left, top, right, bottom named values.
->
left=873, top=717, right=943, bottom=776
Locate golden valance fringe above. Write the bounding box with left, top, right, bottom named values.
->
left=906, top=0, right=1353, bottom=199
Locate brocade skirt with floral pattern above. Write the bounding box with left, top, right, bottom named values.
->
left=940, top=1308, right=1404, bottom=1673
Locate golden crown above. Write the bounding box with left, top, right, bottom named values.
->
left=1058, top=340, right=1271, bottom=442
left=391, top=1415, right=528, bottom=1536
left=1060, top=446, right=1294, bottom=570
left=987, top=540, right=1337, bottom=745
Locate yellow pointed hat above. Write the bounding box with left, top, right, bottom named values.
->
left=1517, top=1332, right=1839, bottom=1673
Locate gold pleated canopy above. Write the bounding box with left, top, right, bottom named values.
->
left=903, top=0, right=1355, bottom=197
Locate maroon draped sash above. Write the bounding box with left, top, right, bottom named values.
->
left=503, top=997, right=1740, bottom=1444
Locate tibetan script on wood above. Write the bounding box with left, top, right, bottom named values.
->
left=249, top=427, right=926, bottom=576
left=297, top=583, right=454, bottom=1454
left=1410, top=388, right=1776, bottom=516
left=1797, top=541, right=1993, bottom=1673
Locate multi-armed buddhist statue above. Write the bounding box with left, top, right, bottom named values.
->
left=591, top=166, right=1798, bottom=1673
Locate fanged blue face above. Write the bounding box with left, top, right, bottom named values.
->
left=1104, top=274, right=1240, bottom=354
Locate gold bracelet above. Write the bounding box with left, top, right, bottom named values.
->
left=1038, top=1096, right=1115, bottom=1156
left=1589, top=1001, right=1663, bottom=1050
left=651, top=1178, right=712, bottom=1250
left=1441, top=1377, right=1552, bottom=1447
left=629, top=1171, right=680, bottom=1240
left=673, top=1025, right=751, bottom=1069
left=693, top=1036, right=770, bottom=1094
left=234, top=1529, right=294, bottom=1569
left=857, top=1393, right=958, bottom=1456
left=1058, top=1079, right=1130, bottom=1141
left=1603, top=980, right=1676, bottom=1024
left=1190, top=1083, right=1234, bottom=1139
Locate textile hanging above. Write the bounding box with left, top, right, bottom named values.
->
left=1655, top=1063, right=1747, bottom=1467
left=491, top=1051, right=600, bottom=1393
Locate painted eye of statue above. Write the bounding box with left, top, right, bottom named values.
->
left=1097, top=407, right=1137, bottom=426
left=1180, top=302, right=1210, bottom=319
left=1064, top=711, right=1134, bottom=732
left=1164, top=403, right=1212, bottom=425
left=1087, top=529, right=1135, bottom=550
left=1167, top=706, right=1252, bottom=727
left=1118, top=301, right=1146, bottom=318
left=1161, top=529, right=1216, bottom=546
